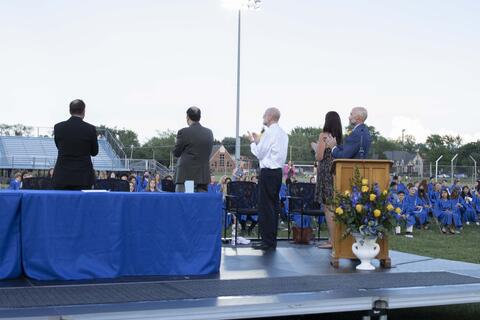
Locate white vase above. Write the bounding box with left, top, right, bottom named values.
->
left=351, top=234, right=380, bottom=271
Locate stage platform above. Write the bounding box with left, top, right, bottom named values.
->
left=1, top=243, right=480, bottom=319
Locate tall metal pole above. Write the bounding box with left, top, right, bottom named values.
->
left=235, top=9, right=242, bottom=165
left=451, top=154, right=458, bottom=184
left=435, top=155, right=443, bottom=182
left=470, top=156, right=477, bottom=184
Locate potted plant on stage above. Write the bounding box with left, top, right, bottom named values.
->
left=334, top=169, right=396, bottom=270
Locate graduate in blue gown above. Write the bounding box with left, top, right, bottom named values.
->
left=416, top=183, right=431, bottom=229
left=397, top=176, right=407, bottom=194
left=429, top=183, right=442, bottom=208
left=450, top=179, right=462, bottom=195
left=208, top=175, right=222, bottom=193
left=392, top=191, right=407, bottom=235
left=460, top=186, right=478, bottom=225
left=449, top=190, right=464, bottom=232
left=389, top=182, right=399, bottom=204
left=434, top=189, right=455, bottom=234
left=403, top=186, right=420, bottom=238
left=392, top=176, right=407, bottom=194
left=427, top=177, right=435, bottom=196
left=8, top=173, right=22, bottom=190
left=136, top=171, right=150, bottom=192
left=474, top=186, right=480, bottom=220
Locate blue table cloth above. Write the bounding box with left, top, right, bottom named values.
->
left=21, top=191, right=223, bottom=280
left=0, top=191, right=22, bottom=279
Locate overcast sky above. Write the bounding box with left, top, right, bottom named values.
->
left=1, top=0, right=479, bottom=143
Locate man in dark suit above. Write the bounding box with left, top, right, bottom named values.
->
left=173, top=107, right=214, bottom=192
left=326, top=107, right=372, bottom=159
left=52, top=99, right=99, bottom=190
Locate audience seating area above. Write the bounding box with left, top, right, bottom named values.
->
left=0, top=136, right=126, bottom=171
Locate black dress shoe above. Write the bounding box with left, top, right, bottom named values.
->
left=252, top=242, right=265, bottom=248
left=252, top=243, right=276, bottom=251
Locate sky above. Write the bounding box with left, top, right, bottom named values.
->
left=1, top=0, right=479, bottom=144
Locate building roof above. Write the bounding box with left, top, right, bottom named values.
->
left=383, top=150, right=417, bottom=163
left=209, top=144, right=235, bottom=161
left=210, top=145, right=222, bottom=159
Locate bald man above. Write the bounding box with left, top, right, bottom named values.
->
left=249, top=107, right=289, bottom=250
left=326, top=107, right=371, bottom=159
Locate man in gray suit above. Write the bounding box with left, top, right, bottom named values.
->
left=173, top=107, right=214, bottom=192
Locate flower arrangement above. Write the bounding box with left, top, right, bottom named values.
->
left=334, top=168, right=396, bottom=239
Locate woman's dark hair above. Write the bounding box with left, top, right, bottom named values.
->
left=418, top=180, right=428, bottom=199
left=441, top=189, right=450, bottom=199
left=323, top=111, right=343, bottom=145
left=461, top=186, right=471, bottom=198
left=450, top=189, right=459, bottom=199
left=418, top=186, right=428, bottom=199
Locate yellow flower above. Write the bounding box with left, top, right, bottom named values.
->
left=362, top=179, right=369, bottom=186
left=344, top=190, right=350, bottom=197
left=369, top=194, right=377, bottom=201
left=395, top=207, right=402, bottom=214
left=361, top=186, right=369, bottom=193
left=382, top=190, right=388, bottom=196
left=374, top=209, right=381, bottom=218
left=335, top=207, right=344, bottom=215
left=387, top=204, right=394, bottom=211
left=355, top=204, right=363, bottom=213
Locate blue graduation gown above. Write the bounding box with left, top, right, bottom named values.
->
left=460, top=196, right=477, bottom=223
left=415, top=195, right=430, bottom=225
left=403, top=195, right=419, bottom=227
left=434, top=199, right=450, bottom=222
left=449, top=198, right=463, bottom=227
left=8, top=180, right=21, bottom=190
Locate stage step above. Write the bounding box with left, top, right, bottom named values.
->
left=1, top=272, right=479, bottom=309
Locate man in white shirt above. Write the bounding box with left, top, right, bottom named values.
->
left=249, top=107, right=289, bottom=250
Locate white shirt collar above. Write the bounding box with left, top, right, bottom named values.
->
left=353, top=123, right=363, bottom=132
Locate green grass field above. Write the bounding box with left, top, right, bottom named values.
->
left=233, top=220, right=480, bottom=264
left=388, top=224, right=480, bottom=264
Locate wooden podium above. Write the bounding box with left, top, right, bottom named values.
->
left=330, top=159, right=393, bottom=268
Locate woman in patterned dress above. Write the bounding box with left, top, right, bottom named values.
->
left=315, top=111, right=343, bottom=248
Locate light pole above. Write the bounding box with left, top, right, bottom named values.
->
left=224, top=0, right=261, bottom=165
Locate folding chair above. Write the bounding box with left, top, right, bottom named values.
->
left=224, top=181, right=258, bottom=245
left=22, top=177, right=53, bottom=190
left=287, top=182, right=324, bottom=241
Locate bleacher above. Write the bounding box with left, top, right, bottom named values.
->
left=0, top=136, right=127, bottom=171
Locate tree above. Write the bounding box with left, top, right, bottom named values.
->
left=221, top=136, right=254, bottom=159
left=97, top=125, right=140, bottom=149
left=371, top=137, right=402, bottom=159
left=136, top=130, right=176, bottom=165
left=422, top=134, right=463, bottom=163
left=288, top=127, right=322, bottom=164
left=458, top=141, right=480, bottom=167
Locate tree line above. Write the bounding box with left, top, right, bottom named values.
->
left=2, top=123, right=479, bottom=168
